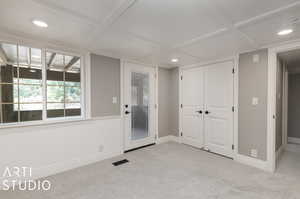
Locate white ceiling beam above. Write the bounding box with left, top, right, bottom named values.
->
left=235, top=1, right=300, bottom=28
left=173, top=1, right=300, bottom=51
left=172, top=0, right=260, bottom=50
left=234, top=1, right=300, bottom=49
left=206, top=3, right=261, bottom=49
left=87, top=0, right=138, bottom=49
left=173, top=28, right=228, bottom=49
left=30, top=0, right=98, bottom=26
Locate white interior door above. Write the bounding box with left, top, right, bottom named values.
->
left=124, top=62, right=156, bottom=151
left=181, top=67, right=205, bottom=148
left=204, top=61, right=234, bottom=157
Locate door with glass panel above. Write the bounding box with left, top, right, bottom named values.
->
left=124, top=62, right=156, bottom=151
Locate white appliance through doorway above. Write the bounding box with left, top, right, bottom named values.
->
left=180, top=61, right=234, bottom=158
left=123, top=62, right=156, bottom=151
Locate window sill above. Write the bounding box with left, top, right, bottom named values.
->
left=0, top=116, right=86, bottom=129
left=0, top=115, right=122, bottom=130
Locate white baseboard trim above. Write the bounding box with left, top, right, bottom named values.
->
left=288, top=137, right=300, bottom=145
left=0, top=151, right=122, bottom=190
left=235, top=154, right=272, bottom=172
left=156, top=135, right=180, bottom=144
left=276, top=145, right=284, bottom=162
left=34, top=151, right=122, bottom=179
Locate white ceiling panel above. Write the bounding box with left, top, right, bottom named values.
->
left=111, top=0, right=228, bottom=45
left=214, top=0, right=299, bottom=24
left=180, top=30, right=254, bottom=62
left=0, top=0, right=300, bottom=67
left=92, top=29, right=160, bottom=61
left=0, top=0, right=95, bottom=48
left=238, top=4, right=300, bottom=46
left=133, top=48, right=200, bottom=68
left=35, top=0, right=124, bottom=23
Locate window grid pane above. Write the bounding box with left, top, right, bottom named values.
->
left=46, top=51, right=81, bottom=119
left=0, top=42, right=82, bottom=124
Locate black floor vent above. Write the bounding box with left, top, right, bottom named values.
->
left=112, top=159, right=129, bottom=166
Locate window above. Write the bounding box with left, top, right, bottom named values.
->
left=0, top=42, right=82, bottom=125
left=46, top=51, right=81, bottom=118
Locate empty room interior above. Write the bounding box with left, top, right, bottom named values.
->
left=1, top=0, right=300, bottom=198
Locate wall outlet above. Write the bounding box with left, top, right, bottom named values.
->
left=250, top=149, right=258, bottom=158
left=252, top=97, right=259, bottom=105
left=98, top=145, right=104, bottom=152
left=112, top=97, right=117, bottom=104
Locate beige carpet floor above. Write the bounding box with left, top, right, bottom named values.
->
left=1, top=142, right=300, bottom=199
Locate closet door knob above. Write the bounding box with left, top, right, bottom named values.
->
left=196, top=110, right=203, bottom=114
left=205, top=111, right=210, bottom=114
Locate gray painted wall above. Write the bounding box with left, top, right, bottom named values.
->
left=169, top=68, right=179, bottom=136
left=238, top=49, right=268, bottom=161
left=158, top=67, right=179, bottom=137
left=288, top=73, right=300, bottom=139
left=275, top=58, right=283, bottom=151
left=90, top=54, right=120, bottom=117
left=158, top=68, right=171, bottom=137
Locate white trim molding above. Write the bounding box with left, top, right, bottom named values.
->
left=0, top=149, right=122, bottom=189
left=276, top=145, right=284, bottom=164
left=235, top=154, right=271, bottom=172
left=268, top=40, right=300, bottom=173
left=233, top=54, right=239, bottom=159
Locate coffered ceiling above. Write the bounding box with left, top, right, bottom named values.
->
left=0, top=0, right=300, bottom=67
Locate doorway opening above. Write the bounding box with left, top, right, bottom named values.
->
left=275, top=48, right=300, bottom=172
left=123, top=62, right=156, bottom=151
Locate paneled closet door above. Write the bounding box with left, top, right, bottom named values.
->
left=181, top=67, right=205, bottom=148
left=204, top=61, right=234, bottom=158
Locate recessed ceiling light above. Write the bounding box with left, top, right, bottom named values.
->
left=171, top=58, right=179, bottom=63
left=32, top=20, right=48, bottom=28
left=277, top=29, right=293, bottom=36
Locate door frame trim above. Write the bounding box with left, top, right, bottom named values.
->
left=121, top=60, right=158, bottom=152
left=179, top=57, right=238, bottom=158
left=268, top=40, right=300, bottom=172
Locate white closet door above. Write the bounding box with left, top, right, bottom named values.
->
left=204, top=61, right=234, bottom=157
left=181, top=67, right=204, bottom=148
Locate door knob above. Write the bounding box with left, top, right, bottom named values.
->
left=125, top=111, right=131, bottom=115
left=196, top=110, right=202, bottom=114
left=205, top=111, right=210, bottom=114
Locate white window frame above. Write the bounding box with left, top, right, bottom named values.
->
left=0, top=40, right=87, bottom=129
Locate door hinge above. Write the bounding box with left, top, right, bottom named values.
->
left=181, top=132, right=183, bottom=137
left=155, top=104, right=158, bottom=109
left=232, top=68, right=235, bottom=74
left=232, top=145, right=234, bottom=150
left=181, top=104, right=183, bottom=108
left=154, top=73, right=157, bottom=78
left=181, top=75, right=183, bottom=80
left=232, top=106, right=234, bottom=112
left=155, top=134, right=158, bottom=140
